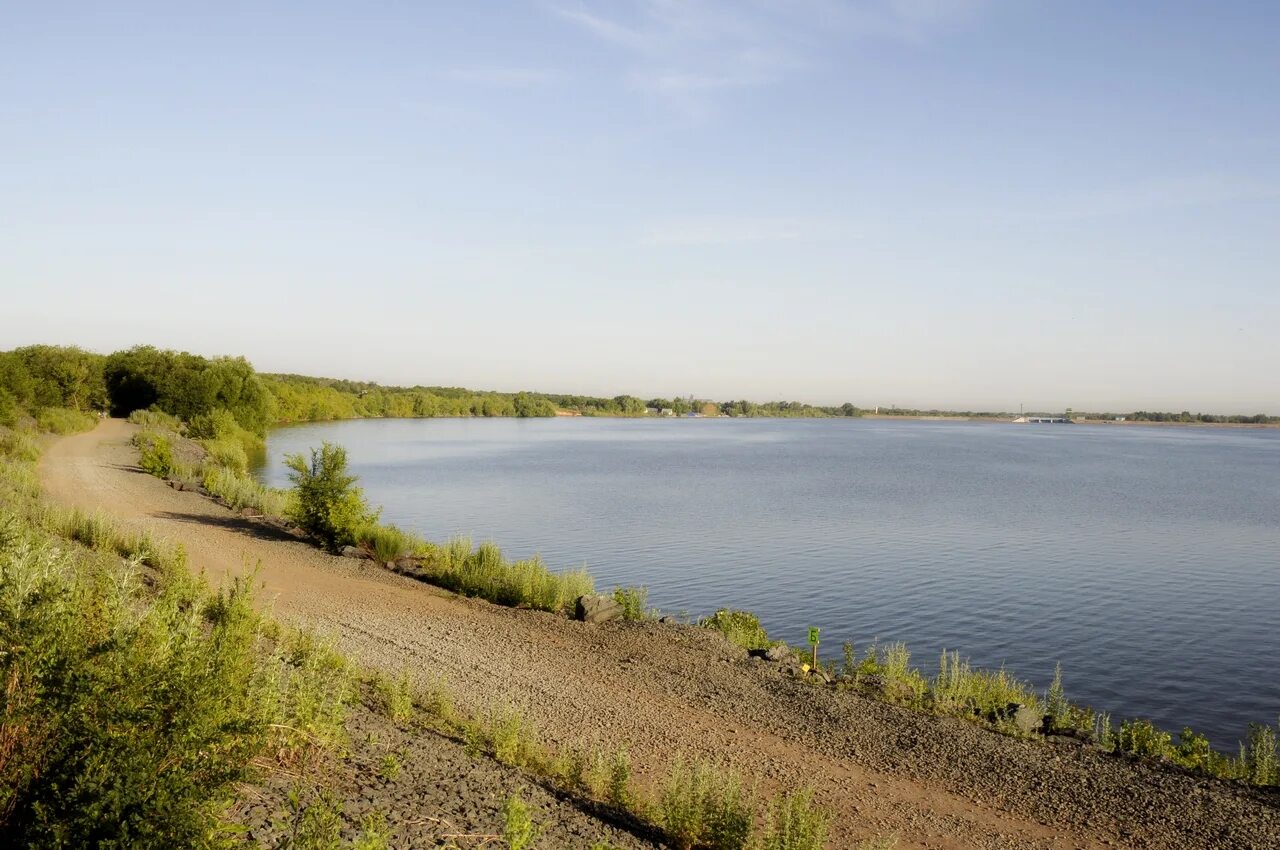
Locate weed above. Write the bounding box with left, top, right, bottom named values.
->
left=378, top=752, right=402, bottom=782
left=372, top=669, right=414, bottom=724
left=1116, top=719, right=1173, bottom=759
left=358, top=523, right=416, bottom=563
left=759, top=789, right=830, bottom=850
left=657, top=758, right=754, bottom=850
left=612, top=585, right=649, bottom=620
left=502, top=794, right=540, bottom=850
left=607, top=748, right=633, bottom=810
left=423, top=535, right=595, bottom=614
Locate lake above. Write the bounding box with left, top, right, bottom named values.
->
left=257, top=417, right=1280, bottom=746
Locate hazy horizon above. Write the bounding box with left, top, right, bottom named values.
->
left=3, top=2, right=1277, bottom=412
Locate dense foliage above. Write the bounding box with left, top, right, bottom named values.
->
left=284, top=442, right=379, bottom=552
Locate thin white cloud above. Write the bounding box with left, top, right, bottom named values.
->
left=643, top=214, right=860, bottom=245
left=444, top=66, right=562, bottom=87
left=550, top=0, right=987, bottom=104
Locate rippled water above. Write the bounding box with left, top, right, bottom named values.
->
left=258, top=417, right=1280, bottom=746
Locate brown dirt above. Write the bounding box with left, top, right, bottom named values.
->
left=40, top=420, right=1280, bottom=850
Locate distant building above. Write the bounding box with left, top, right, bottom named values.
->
left=660, top=408, right=674, bottom=417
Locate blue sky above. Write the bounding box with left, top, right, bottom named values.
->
left=2, top=1, right=1277, bottom=411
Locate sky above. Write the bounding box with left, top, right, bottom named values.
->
left=2, top=1, right=1278, bottom=412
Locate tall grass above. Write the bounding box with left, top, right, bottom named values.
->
left=34, top=406, right=97, bottom=435
left=422, top=537, right=594, bottom=613
left=126, top=407, right=183, bottom=431
left=934, top=650, right=1040, bottom=720
left=202, top=464, right=295, bottom=516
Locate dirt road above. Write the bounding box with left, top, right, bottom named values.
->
left=39, top=420, right=1279, bottom=850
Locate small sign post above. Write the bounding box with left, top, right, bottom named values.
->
left=807, top=627, right=820, bottom=672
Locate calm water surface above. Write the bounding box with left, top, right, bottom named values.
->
left=258, top=418, right=1280, bottom=745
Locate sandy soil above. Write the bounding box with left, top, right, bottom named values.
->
left=39, top=420, right=1280, bottom=850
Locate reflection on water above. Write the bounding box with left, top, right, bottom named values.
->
left=259, top=417, right=1280, bottom=746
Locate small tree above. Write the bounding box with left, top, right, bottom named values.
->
left=284, top=442, right=378, bottom=551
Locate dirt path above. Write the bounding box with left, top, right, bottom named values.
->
left=39, top=421, right=1279, bottom=850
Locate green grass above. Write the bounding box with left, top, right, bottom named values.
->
left=933, top=650, right=1040, bottom=721
left=34, top=406, right=97, bottom=435
left=126, top=407, right=183, bottom=431
left=202, top=464, right=295, bottom=516
left=422, top=536, right=594, bottom=613
left=612, top=585, right=649, bottom=620
left=700, top=609, right=773, bottom=651
left=502, top=794, right=540, bottom=850
left=357, top=523, right=421, bottom=563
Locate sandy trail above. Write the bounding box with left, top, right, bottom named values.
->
left=39, top=420, right=1278, bottom=850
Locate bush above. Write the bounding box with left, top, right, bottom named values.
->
left=613, top=585, right=649, bottom=621
left=203, top=437, right=249, bottom=474
left=1116, top=719, right=1174, bottom=759
left=700, top=609, right=772, bottom=651
left=759, top=789, right=830, bottom=850
left=0, top=387, right=17, bottom=427
left=502, top=794, right=540, bottom=850
left=0, top=517, right=272, bottom=847
left=0, top=429, right=41, bottom=463
left=657, top=758, right=754, bottom=850
left=285, top=442, right=379, bottom=552
left=134, top=429, right=177, bottom=478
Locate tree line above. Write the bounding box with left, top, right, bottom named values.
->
left=2, top=344, right=1272, bottom=430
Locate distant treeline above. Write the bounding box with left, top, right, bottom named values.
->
left=1, top=344, right=1272, bottom=431
left=0, top=345, right=865, bottom=432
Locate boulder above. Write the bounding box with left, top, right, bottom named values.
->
left=340, top=545, right=366, bottom=559
left=765, top=644, right=792, bottom=662
left=1009, top=702, right=1043, bottom=735
left=575, top=594, right=624, bottom=624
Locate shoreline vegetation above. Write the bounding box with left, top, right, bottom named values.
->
left=3, top=342, right=1279, bottom=846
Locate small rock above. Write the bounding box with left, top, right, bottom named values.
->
left=574, top=594, right=624, bottom=624
left=340, top=545, right=366, bottom=559
left=765, top=644, right=792, bottom=662
left=1009, top=702, right=1043, bottom=735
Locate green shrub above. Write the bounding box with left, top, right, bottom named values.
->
left=1116, top=719, right=1174, bottom=759
left=1175, top=727, right=1214, bottom=772
left=0, top=517, right=273, bottom=847
left=285, top=442, right=379, bottom=552
left=1243, top=721, right=1278, bottom=785
left=203, top=436, right=250, bottom=474
left=134, top=429, right=177, bottom=477
left=700, top=609, right=772, bottom=651
left=657, top=758, right=754, bottom=850
left=0, top=387, right=17, bottom=427
left=502, top=794, right=540, bottom=850
left=372, top=669, right=414, bottom=724
left=759, top=789, right=830, bottom=850
left=934, top=650, right=1038, bottom=719
left=36, top=406, right=97, bottom=435
left=613, top=585, right=649, bottom=621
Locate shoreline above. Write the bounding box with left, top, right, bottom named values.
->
left=37, top=420, right=1280, bottom=849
